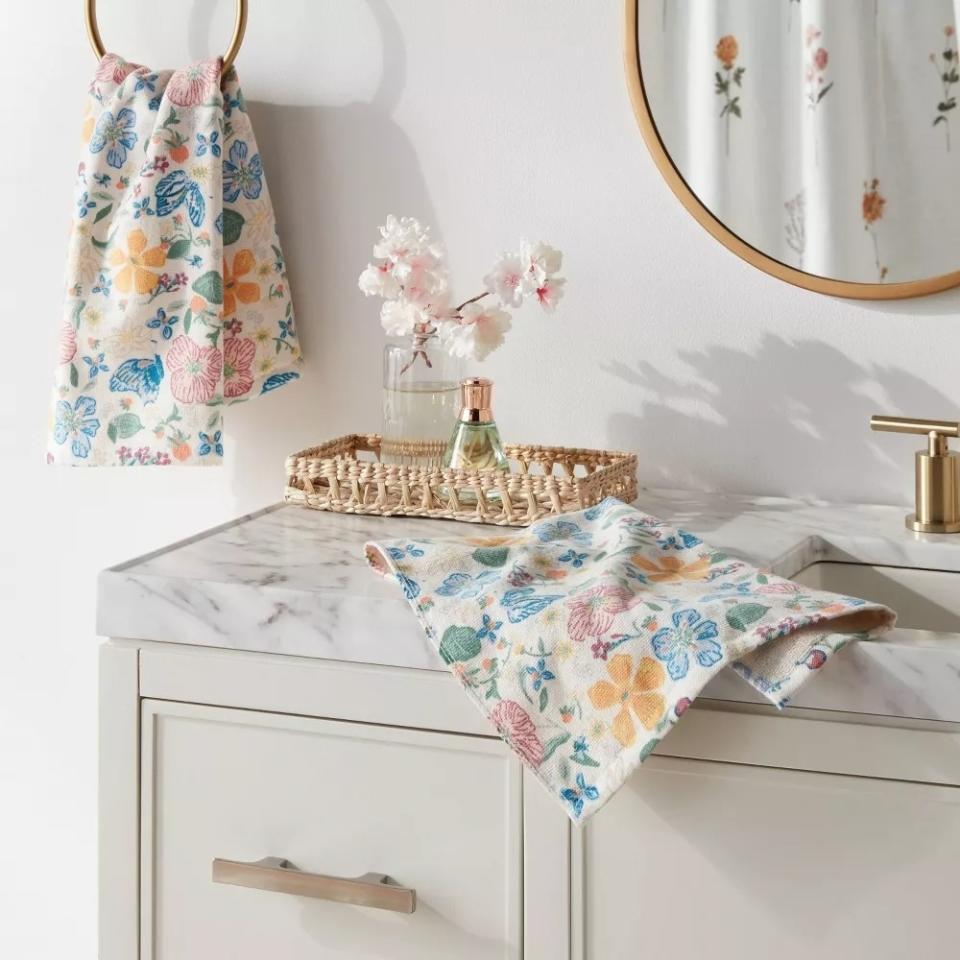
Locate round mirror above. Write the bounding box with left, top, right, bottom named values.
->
left=626, top=1, right=960, bottom=298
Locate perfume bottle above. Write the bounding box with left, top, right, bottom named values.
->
left=443, top=378, right=510, bottom=475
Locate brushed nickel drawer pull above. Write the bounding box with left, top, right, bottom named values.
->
left=212, top=857, right=416, bottom=913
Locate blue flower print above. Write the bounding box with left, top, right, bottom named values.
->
left=561, top=773, right=600, bottom=818
left=92, top=172, right=111, bottom=187
left=651, top=608, right=723, bottom=680
left=92, top=272, right=112, bottom=297
left=132, top=197, right=154, bottom=219
left=89, top=107, right=139, bottom=170
left=76, top=191, right=96, bottom=218
left=195, top=131, right=221, bottom=157
left=223, top=90, right=245, bottom=117
left=146, top=308, right=179, bottom=340
left=148, top=95, right=162, bottom=112
left=53, top=395, right=101, bottom=459
left=386, top=543, right=426, bottom=562
left=533, top=519, right=592, bottom=545
left=477, top=613, right=503, bottom=643
left=658, top=530, right=702, bottom=551
left=525, top=658, right=556, bottom=692
left=82, top=353, right=109, bottom=381
left=133, top=72, right=158, bottom=93
left=222, top=139, right=263, bottom=202
left=559, top=549, right=588, bottom=568
left=278, top=317, right=295, bottom=340
left=198, top=430, right=224, bottom=457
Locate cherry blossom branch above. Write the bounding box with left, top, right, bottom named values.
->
left=455, top=291, right=489, bottom=312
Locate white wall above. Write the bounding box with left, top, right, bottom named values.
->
left=1, top=1, right=956, bottom=955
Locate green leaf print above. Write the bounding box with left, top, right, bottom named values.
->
left=439, top=626, right=482, bottom=664
left=69, top=363, right=79, bottom=388
left=541, top=733, right=570, bottom=763
left=166, top=238, right=191, bottom=260
left=93, top=204, right=112, bottom=224
left=473, top=547, right=509, bottom=567
left=106, top=413, right=144, bottom=443
left=539, top=686, right=548, bottom=712
left=726, top=603, right=769, bottom=632
left=221, top=209, right=245, bottom=246
left=192, top=270, right=223, bottom=305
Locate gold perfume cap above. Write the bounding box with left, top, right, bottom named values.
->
left=459, top=377, right=494, bottom=423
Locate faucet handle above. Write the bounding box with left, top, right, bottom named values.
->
left=871, top=415, right=959, bottom=453
left=870, top=414, right=960, bottom=534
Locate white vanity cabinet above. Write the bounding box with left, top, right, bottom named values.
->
left=101, top=639, right=960, bottom=960
left=577, top=756, right=960, bottom=960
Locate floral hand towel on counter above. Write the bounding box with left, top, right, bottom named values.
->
left=48, top=54, right=301, bottom=466
left=366, top=498, right=894, bottom=821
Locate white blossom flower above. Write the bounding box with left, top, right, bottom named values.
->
left=380, top=299, right=421, bottom=337
left=534, top=276, right=566, bottom=312
left=373, top=215, right=442, bottom=264
left=358, top=262, right=401, bottom=299
left=484, top=253, right=529, bottom=307
left=442, top=303, right=512, bottom=360
left=523, top=240, right=563, bottom=286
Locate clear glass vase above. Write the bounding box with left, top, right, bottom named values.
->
left=381, top=332, right=464, bottom=467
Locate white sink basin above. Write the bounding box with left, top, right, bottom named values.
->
left=793, top=562, right=960, bottom=633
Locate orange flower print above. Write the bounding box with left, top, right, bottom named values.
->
left=715, top=35, right=738, bottom=68
left=862, top=179, right=888, bottom=281
left=587, top=655, right=666, bottom=748
left=714, top=35, right=744, bottom=156
left=631, top=554, right=710, bottom=583
left=223, top=250, right=261, bottom=319
left=109, top=228, right=167, bottom=295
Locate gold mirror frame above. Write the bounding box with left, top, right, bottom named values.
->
left=624, top=0, right=960, bottom=300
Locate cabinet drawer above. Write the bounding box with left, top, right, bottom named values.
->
left=577, top=756, right=960, bottom=960
left=140, top=700, right=522, bottom=960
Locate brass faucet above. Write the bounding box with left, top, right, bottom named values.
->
left=871, top=415, right=960, bottom=534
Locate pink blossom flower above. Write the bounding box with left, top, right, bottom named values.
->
left=59, top=322, right=77, bottom=364
left=442, top=303, right=512, bottom=361
left=223, top=337, right=256, bottom=399
left=490, top=700, right=544, bottom=768
left=95, top=54, right=138, bottom=86
left=813, top=47, right=829, bottom=72
left=484, top=253, right=529, bottom=308
left=535, top=277, right=566, bottom=312
left=166, top=59, right=220, bottom=107
left=167, top=335, right=221, bottom=403
left=566, top=583, right=634, bottom=642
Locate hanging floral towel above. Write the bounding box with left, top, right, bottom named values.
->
left=366, top=498, right=895, bottom=821
left=48, top=54, right=302, bottom=466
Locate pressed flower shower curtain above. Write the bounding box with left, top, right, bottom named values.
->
left=639, top=0, right=960, bottom=284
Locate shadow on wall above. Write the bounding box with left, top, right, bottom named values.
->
left=603, top=333, right=955, bottom=504
left=224, top=0, right=439, bottom=493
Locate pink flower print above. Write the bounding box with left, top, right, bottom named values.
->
left=167, top=335, right=221, bottom=403
left=223, top=337, right=256, bottom=399
left=166, top=59, right=221, bottom=107
left=59, top=322, right=77, bottom=364
left=813, top=47, right=829, bottom=71
left=566, top=583, right=634, bottom=642
left=490, top=700, right=544, bottom=768
left=95, top=54, right=138, bottom=86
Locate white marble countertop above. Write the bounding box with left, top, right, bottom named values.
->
left=98, top=489, right=960, bottom=724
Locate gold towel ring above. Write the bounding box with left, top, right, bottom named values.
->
left=85, top=0, right=248, bottom=71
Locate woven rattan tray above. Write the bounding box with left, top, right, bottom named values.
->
left=284, top=434, right=638, bottom=526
